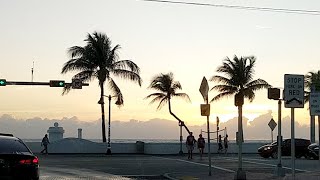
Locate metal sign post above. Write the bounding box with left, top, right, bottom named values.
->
left=267, top=88, right=285, bottom=176
left=309, top=92, right=320, bottom=162
left=199, top=77, right=211, bottom=176
left=284, top=74, right=304, bottom=178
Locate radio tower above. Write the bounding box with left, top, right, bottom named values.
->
left=31, top=61, right=34, bottom=82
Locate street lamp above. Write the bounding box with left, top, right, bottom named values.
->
left=98, top=94, right=121, bottom=155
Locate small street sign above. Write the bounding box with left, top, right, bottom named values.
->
left=268, top=118, right=277, bottom=131
left=200, top=104, right=210, bottom=116
left=284, top=74, right=304, bottom=108
left=199, top=77, right=209, bottom=102
left=268, top=88, right=280, bottom=100
left=72, top=79, right=83, bottom=89
left=310, top=93, right=320, bottom=116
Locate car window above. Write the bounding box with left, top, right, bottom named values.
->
left=0, top=139, right=30, bottom=154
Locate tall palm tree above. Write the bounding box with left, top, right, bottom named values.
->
left=145, top=72, right=191, bottom=133
left=304, top=70, right=320, bottom=143
left=210, top=55, right=270, bottom=178
left=61, top=32, right=142, bottom=142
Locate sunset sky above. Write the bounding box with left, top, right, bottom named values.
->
left=0, top=0, right=319, bottom=127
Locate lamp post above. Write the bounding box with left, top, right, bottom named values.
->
left=99, top=95, right=120, bottom=155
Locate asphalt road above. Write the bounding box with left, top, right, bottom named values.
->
left=38, top=154, right=320, bottom=180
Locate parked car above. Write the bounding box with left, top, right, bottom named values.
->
left=258, top=138, right=311, bottom=159
left=0, top=133, right=39, bottom=180
left=306, top=143, right=319, bottom=160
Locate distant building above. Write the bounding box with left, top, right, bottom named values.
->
left=47, top=122, right=64, bottom=142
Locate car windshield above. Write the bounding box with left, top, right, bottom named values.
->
left=0, top=139, right=30, bottom=154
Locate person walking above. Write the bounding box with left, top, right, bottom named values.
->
left=40, top=134, right=50, bottom=154
left=218, top=134, right=223, bottom=153
left=224, top=134, right=229, bottom=154
left=186, top=132, right=196, bottom=159
left=197, top=134, right=205, bottom=160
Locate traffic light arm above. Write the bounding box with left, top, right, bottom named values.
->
left=4, top=81, right=89, bottom=87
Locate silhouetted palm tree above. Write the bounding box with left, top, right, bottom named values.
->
left=305, top=70, right=320, bottom=103
left=61, top=32, right=142, bottom=142
left=304, top=70, right=320, bottom=143
left=210, top=55, right=270, bottom=175
left=145, top=72, right=191, bottom=133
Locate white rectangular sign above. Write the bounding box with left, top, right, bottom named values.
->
left=310, top=93, right=320, bottom=115
left=284, top=74, right=304, bottom=108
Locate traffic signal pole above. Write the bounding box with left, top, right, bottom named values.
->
left=3, top=81, right=89, bottom=87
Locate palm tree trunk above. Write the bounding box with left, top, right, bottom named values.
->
left=100, top=85, right=107, bottom=143
left=168, top=99, right=190, bottom=134
left=238, top=105, right=243, bottom=171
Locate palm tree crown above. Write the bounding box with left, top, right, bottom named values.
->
left=62, top=31, right=142, bottom=102
left=210, top=55, right=270, bottom=102
left=304, top=70, right=320, bottom=103
left=146, top=72, right=190, bottom=110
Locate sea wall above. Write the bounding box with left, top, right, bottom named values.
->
left=26, top=138, right=266, bottom=154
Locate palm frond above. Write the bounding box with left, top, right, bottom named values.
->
left=243, top=88, right=255, bottom=102
left=156, top=97, right=169, bottom=110
left=112, top=69, right=142, bottom=86
left=145, top=93, right=166, bottom=100
left=209, top=75, right=232, bottom=85
left=210, top=84, right=238, bottom=93
left=246, top=79, right=271, bottom=90
left=68, top=46, right=86, bottom=58
left=107, top=78, right=124, bottom=106
left=174, top=93, right=191, bottom=102
left=62, top=83, right=72, bottom=95
left=210, top=91, right=235, bottom=103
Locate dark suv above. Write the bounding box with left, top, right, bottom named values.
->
left=258, top=138, right=311, bottom=158
left=0, top=133, right=39, bottom=180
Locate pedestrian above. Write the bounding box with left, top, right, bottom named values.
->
left=197, top=134, right=205, bottom=159
left=186, top=132, right=196, bottom=159
left=40, top=134, right=50, bottom=154
left=218, top=134, right=223, bottom=153
left=224, top=134, right=229, bottom=154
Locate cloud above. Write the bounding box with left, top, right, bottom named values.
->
left=0, top=112, right=315, bottom=142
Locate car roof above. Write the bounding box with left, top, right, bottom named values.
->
left=0, top=133, right=19, bottom=140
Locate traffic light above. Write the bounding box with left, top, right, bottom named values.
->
left=0, top=79, right=6, bottom=86
left=49, top=80, right=65, bottom=87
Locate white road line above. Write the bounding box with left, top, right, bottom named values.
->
left=153, top=156, right=235, bottom=173
left=217, top=157, right=311, bottom=173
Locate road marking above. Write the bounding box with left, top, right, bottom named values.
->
left=40, top=166, right=131, bottom=179
left=217, top=157, right=311, bottom=173
left=153, top=156, right=235, bottom=173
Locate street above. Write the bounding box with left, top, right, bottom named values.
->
left=37, top=154, right=320, bottom=180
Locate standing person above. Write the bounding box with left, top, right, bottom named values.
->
left=218, top=134, right=223, bottom=153
left=197, top=134, right=205, bottom=160
left=224, top=134, right=229, bottom=154
left=186, top=132, right=196, bottom=159
left=41, top=134, right=50, bottom=155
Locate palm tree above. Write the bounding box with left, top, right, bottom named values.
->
left=145, top=72, right=191, bottom=154
left=210, top=55, right=270, bottom=178
left=61, top=32, right=142, bottom=143
left=304, top=70, right=320, bottom=143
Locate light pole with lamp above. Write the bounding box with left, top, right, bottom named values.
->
left=98, top=95, right=121, bottom=155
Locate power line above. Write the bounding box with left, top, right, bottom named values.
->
left=141, top=0, right=320, bottom=16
